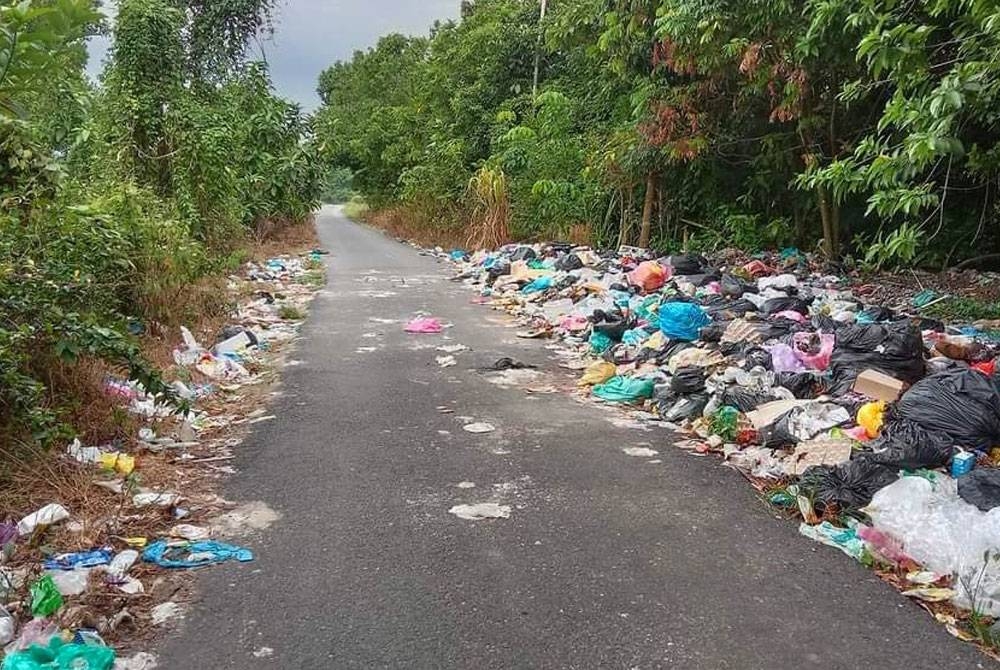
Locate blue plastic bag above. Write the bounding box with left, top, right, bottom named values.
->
left=658, top=302, right=710, bottom=341
left=593, top=376, right=656, bottom=403
left=143, top=540, right=253, bottom=569
left=43, top=549, right=113, bottom=571
left=521, top=276, right=554, bottom=294
left=589, top=331, right=612, bottom=354
left=622, top=328, right=651, bottom=347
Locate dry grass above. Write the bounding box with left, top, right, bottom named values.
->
left=251, top=216, right=321, bottom=261
left=366, top=205, right=470, bottom=250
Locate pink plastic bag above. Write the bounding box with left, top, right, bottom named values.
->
left=792, top=332, right=834, bottom=370
left=767, top=343, right=805, bottom=373
left=404, top=317, right=443, bottom=334
left=559, top=315, right=590, bottom=332
left=774, top=310, right=807, bottom=323
left=627, top=261, right=668, bottom=292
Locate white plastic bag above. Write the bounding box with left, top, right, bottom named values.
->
left=866, top=475, right=1000, bottom=614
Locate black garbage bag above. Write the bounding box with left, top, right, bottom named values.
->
left=811, top=314, right=844, bottom=332
left=859, top=306, right=895, bottom=322
left=555, top=254, right=584, bottom=271
left=661, top=392, right=710, bottom=422
left=758, top=320, right=802, bottom=340
left=671, top=367, right=706, bottom=394
left=510, top=246, right=537, bottom=262
left=762, top=296, right=812, bottom=315
left=958, top=469, right=1000, bottom=511
left=861, top=418, right=954, bottom=470
left=591, top=310, right=633, bottom=341
left=720, top=275, right=744, bottom=298
left=721, top=387, right=772, bottom=412
left=744, top=346, right=773, bottom=370
left=669, top=254, right=707, bottom=275
left=759, top=411, right=799, bottom=449
left=799, top=459, right=899, bottom=511
left=699, top=324, right=724, bottom=343
left=776, top=371, right=822, bottom=398
left=828, top=322, right=925, bottom=394
left=487, top=259, right=511, bottom=284
left=684, top=273, right=722, bottom=287
left=895, top=368, right=1000, bottom=450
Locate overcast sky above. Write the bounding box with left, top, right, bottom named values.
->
left=88, top=0, right=461, bottom=112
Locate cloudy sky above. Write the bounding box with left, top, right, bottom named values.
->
left=88, top=0, right=461, bottom=111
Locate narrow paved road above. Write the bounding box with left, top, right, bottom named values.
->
left=158, top=206, right=987, bottom=669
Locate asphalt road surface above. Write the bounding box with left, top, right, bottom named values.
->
left=157, top=206, right=988, bottom=669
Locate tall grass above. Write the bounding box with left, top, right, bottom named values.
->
left=466, top=167, right=511, bottom=250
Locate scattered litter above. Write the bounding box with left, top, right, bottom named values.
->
left=150, top=602, right=184, bottom=626
left=17, top=504, right=70, bottom=537
left=623, top=447, right=659, bottom=457
left=436, top=355, right=457, bottom=368
left=142, top=540, right=254, bottom=569
left=448, top=503, right=511, bottom=520
left=443, top=240, right=1000, bottom=638
left=405, top=317, right=444, bottom=334
left=462, top=422, right=496, bottom=434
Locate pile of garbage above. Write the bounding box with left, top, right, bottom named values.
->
left=0, top=252, right=324, bottom=668
left=448, top=243, right=1000, bottom=634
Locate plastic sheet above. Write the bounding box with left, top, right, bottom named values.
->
left=866, top=475, right=1000, bottom=614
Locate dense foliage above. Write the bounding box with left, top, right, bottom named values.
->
left=316, top=0, right=1000, bottom=267
left=0, top=0, right=320, bottom=446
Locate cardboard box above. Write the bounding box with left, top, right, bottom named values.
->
left=853, top=369, right=907, bottom=402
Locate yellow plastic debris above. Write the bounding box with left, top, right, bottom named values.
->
left=577, top=360, right=617, bottom=387
left=98, top=452, right=136, bottom=475
left=857, top=401, right=887, bottom=439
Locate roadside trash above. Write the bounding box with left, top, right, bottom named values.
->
left=593, top=376, right=656, bottom=403
left=18, top=505, right=70, bottom=537
left=896, top=368, right=1000, bottom=450
left=857, top=401, right=886, bottom=439
left=436, top=355, right=457, bottom=368
left=628, top=261, right=668, bottom=292
left=132, top=492, right=181, bottom=508
left=48, top=569, right=91, bottom=596
left=142, top=540, right=253, bottom=568
left=150, top=602, right=184, bottom=626
left=578, top=360, right=616, bottom=387
left=853, top=369, right=907, bottom=402
left=784, top=439, right=853, bottom=476
left=866, top=475, right=1000, bottom=614
left=405, top=317, right=444, bottom=334
left=448, top=503, right=511, bottom=520
left=957, top=468, right=1000, bottom=510
left=107, top=550, right=140, bottom=578
left=462, top=422, right=496, bottom=434
left=29, top=575, right=63, bottom=618
left=952, top=450, right=977, bottom=477
left=491, top=357, right=536, bottom=371
left=799, top=521, right=866, bottom=562
left=1, top=635, right=115, bottom=670
left=444, top=239, right=1000, bottom=630
left=43, top=549, right=112, bottom=571
left=658, top=303, right=710, bottom=341
left=623, top=447, right=659, bottom=457
left=0, top=606, right=14, bottom=646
